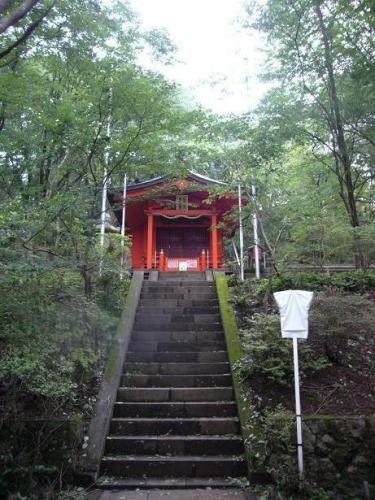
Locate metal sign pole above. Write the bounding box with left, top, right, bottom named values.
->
left=293, top=336, right=304, bottom=480
left=238, top=184, right=244, bottom=281
left=252, top=184, right=261, bottom=280
left=231, top=238, right=241, bottom=267
left=99, top=97, right=111, bottom=276
left=120, top=173, right=127, bottom=280
left=99, top=165, right=108, bottom=276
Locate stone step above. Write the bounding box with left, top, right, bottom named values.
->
left=112, top=401, right=237, bottom=418
left=158, top=272, right=207, bottom=281
left=123, top=362, right=230, bottom=375
left=142, top=286, right=215, bottom=293
left=141, top=287, right=215, bottom=293
left=138, top=299, right=218, bottom=308
left=125, top=351, right=228, bottom=363
left=136, top=306, right=220, bottom=315
left=109, top=417, right=240, bottom=436
left=105, top=434, right=244, bottom=455
left=95, top=477, right=244, bottom=490
left=140, top=294, right=217, bottom=301
left=144, top=281, right=212, bottom=287
left=117, top=387, right=234, bottom=402
left=142, top=286, right=215, bottom=291
left=174, top=314, right=221, bottom=323
left=101, top=455, right=246, bottom=478
left=133, top=322, right=222, bottom=332
left=135, top=313, right=221, bottom=323
left=121, top=374, right=232, bottom=388
left=131, top=332, right=223, bottom=343
left=127, top=341, right=227, bottom=352
left=141, top=286, right=215, bottom=292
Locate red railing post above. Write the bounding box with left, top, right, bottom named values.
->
left=159, top=249, right=165, bottom=271
left=200, top=249, right=207, bottom=270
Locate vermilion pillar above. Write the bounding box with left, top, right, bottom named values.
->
left=146, top=213, right=153, bottom=269
left=211, top=214, right=218, bottom=269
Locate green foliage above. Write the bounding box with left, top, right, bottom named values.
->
left=311, top=292, right=375, bottom=340
left=310, top=291, right=375, bottom=371
left=0, top=269, right=128, bottom=497
left=0, top=269, right=123, bottom=401
left=228, top=274, right=260, bottom=309
left=56, top=488, right=88, bottom=500
left=236, top=314, right=330, bottom=386
left=0, top=344, right=76, bottom=398
left=253, top=0, right=374, bottom=215
left=254, top=271, right=375, bottom=299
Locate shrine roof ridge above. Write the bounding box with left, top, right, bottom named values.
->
left=110, top=171, right=227, bottom=192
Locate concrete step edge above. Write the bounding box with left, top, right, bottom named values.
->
left=95, top=477, right=244, bottom=489
left=102, top=455, right=245, bottom=461
left=118, top=386, right=234, bottom=390
left=110, top=417, right=240, bottom=422
left=106, top=434, right=243, bottom=441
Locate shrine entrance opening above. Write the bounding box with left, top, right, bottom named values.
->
left=156, top=226, right=210, bottom=271
left=156, top=227, right=209, bottom=258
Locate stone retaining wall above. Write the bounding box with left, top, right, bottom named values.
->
left=266, top=415, right=375, bottom=496
left=0, top=418, right=84, bottom=494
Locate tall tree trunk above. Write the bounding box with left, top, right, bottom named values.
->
left=81, top=265, right=92, bottom=298
left=39, top=128, right=51, bottom=197
left=314, top=1, right=364, bottom=267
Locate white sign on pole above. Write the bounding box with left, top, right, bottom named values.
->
left=252, top=184, right=261, bottom=280
left=274, top=289, right=314, bottom=481
left=179, top=261, right=188, bottom=271
left=238, top=184, right=244, bottom=282
left=274, top=290, right=313, bottom=339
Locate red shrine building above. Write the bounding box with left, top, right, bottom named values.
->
left=108, top=173, right=238, bottom=271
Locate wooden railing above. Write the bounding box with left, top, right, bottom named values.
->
left=156, top=249, right=209, bottom=271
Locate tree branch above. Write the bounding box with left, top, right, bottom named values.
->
left=0, top=0, right=39, bottom=34
left=0, top=1, right=56, bottom=60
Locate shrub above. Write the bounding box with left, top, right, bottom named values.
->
left=0, top=269, right=128, bottom=408
left=310, top=291, right=375, bottom=339
left=254, top=270, right=375, bottom=299
left=0, top=269, right=130, bottom=498
left=235, top=290, right=375, bottom=386
left=310, top=291, right=375, bottom=369
left=236, top=313, right=330, bottom=386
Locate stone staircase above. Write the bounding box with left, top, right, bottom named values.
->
left=96, top=272, right=247, bottom=489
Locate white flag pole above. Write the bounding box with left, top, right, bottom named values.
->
left=99, top=165, right=108, bottom=251
left=231, top=239, right=241, bottom=267
left=252, top=184, right=261, bottom=280
left=293, top=336, right=304, bottom=480
left=120, top=173, right=127, bottom=280
left=99, top=117, right=111, bottom=276
left=238, top=184, right=244, bottom=281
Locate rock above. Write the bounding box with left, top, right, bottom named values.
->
left=305, top=456, right=319, bottom=474
left=308, top=419, right=326, bottom=435
left=331, top=447, right=351, bottom=467
left=302, top=424, right=316, bottom=454
left=346, top=464, right=358, bottom=475
left=350, top=419, right=366, bottom=439
left=352, top=454, right=369, bottom=466
left=315, top=441, right=329, bottom=457
left=318, top=457, right=336, bottom=473
left=365, top=417, right=375, bottom=436
left=322, top=434, right=336, bottom=447
left=315, top=433, right=336, bottom=456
